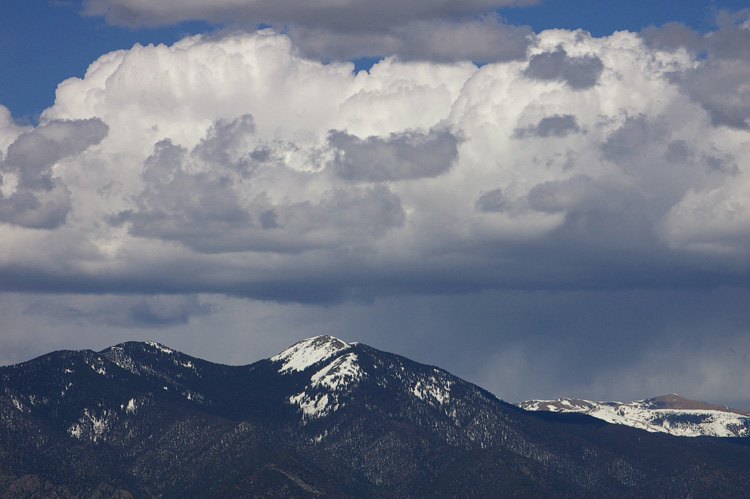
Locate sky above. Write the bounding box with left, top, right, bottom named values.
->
left=1, top=1, right=749, bottom=410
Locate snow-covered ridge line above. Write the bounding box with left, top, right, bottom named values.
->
left=144, top=341, right=175, bottom=355
left=271, top=335, right=350, bottom=374
left=310, top=352, right=363, bottom=391
left=276, top=336, right=358, bottom=422
left=518, top=395, right=750, bottom=438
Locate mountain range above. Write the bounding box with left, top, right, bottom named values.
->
left=518, top=394, right=750, bottom=438
left=2, top=335, right=750, bottom=497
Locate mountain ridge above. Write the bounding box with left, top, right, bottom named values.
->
left=3, top=335, right=750, bottom=497
left=518, top=393, right=750, bottom=438
left=644, top=393, right=750, bottom=416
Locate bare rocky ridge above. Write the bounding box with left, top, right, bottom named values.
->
left=2, top=336, right=750, bottom=497
left=645, top=394, right=750, bottom=416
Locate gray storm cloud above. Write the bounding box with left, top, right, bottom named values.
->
left=111, top=115, right=406, bottom=255
left=83, top=0, right=538, bottom=29
left=639, top=14, right=750, bottom=130
left=287, top=15, right=534, bottom=62
left=523, top=47, right=604, bottom=89
left=527, top=175, right=601, bottom=214
left=329, top=128, right=459, bottom=182
left=83, top=0, right=537, bottom=62
left=23, top=294, right=213, bottom=329
left=1, top=17, right=750, bottom=409
left=0, top=118, right=108, bottom=228
left=514, top=114, right=582, bottom=138
left=475, top=189, right=509, bottom=213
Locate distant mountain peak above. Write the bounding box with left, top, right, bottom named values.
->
left=271, top=335, right=350, bottom=374
left=142, top=341, right=175, bottom=355
left=519, top=394, right=750, bottom=437
left=101, top=340, right=175, bottom=358
left=643, top=394, right=750, bottom=415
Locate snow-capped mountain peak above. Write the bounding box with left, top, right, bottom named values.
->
left=282, top=338, right=363, bottom=420
left=518, top=394, right=750, bottom=437
left=4, top=339, right=750, bottom=497
left=271, top=335, right=350, bottom=374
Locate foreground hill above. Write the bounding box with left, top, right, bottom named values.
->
left=519, top=394, right=750, bottom=438
left=2, top=336, right=750, bottom=497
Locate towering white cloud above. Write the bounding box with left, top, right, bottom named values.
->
left=0, top=118, right=108, bottom=229
left=1, top=19, right=750, bottom=408
left=0, top=24, right=746, bottom=301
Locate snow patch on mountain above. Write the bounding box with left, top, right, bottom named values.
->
left=68, top=408, right=117, bottom=442
left=519, top=396, right=750, bottom=438
left=145, top=342, right=174, bottom=355
left=288, top=348, right=364, bottom=421
left=102, top=346, right=137, bottom=373
left=310, top=353, right=363, bottom=390
left=10, top=395, right=25, bottom=413
left=122, top=398, right=137, bottom=414
left=522, top=398, right=599, bottom=413
left=289, top=392, right=334, bottom=418
left=177, top=359, right=195, bottom=370
left=272, top=335, right=350, bottom=373
left=412, top=375, right=452, bottom=405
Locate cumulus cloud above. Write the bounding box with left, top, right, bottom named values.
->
left=0, top=28, right=742, bottom=299
left=642, top=11, right=750, bottom=130
left=639, top=22, right=704, bottom=52
left=475, top=189, right=509, bottom=213
left=514, top=114, right=581, bottom=138
left=0, top=118, right=108, bottom=228
left=329, top=128, right=459, bottom=182
left=2, top=24, right=750, bottom=407
left=600, top=115, right=666, bottom=161
left=0, top=105, right=31, bottom=153
left=107, top=114, right=406, bottom=254
left=523, top=46, right=604, bottom=89
left=527, top=175, right=601, bottom=214
left=661, top=183, right=750, bottom=254
left=679, top=61, right=750, bottom=130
